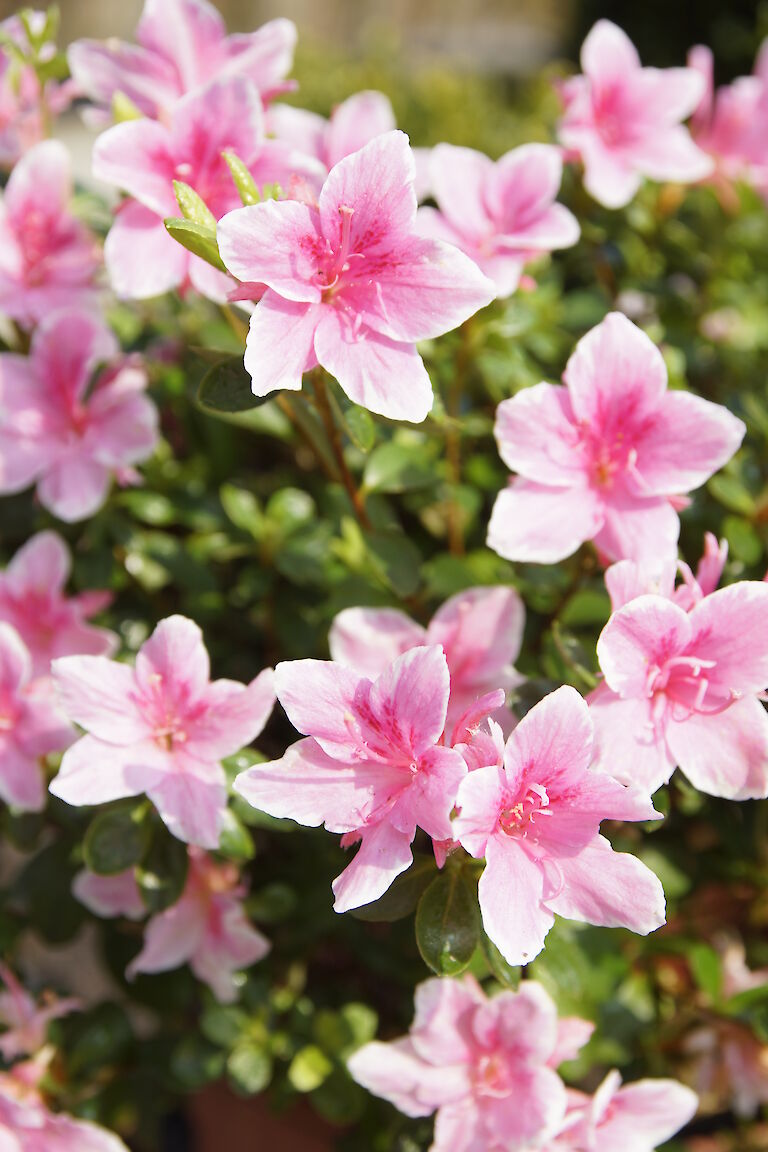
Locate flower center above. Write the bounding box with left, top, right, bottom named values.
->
left=320, top=205, right=366, bottom=301
left=474, top=1052, right=514, bottom=1097
left=498, top=782, right=552, bottom=837
left=645, top=654, right=739, bottom=721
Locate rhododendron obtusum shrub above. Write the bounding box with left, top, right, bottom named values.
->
left=0, top=4, right=767, bottom=1150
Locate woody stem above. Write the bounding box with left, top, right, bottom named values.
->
left=311, top=370, right=371, bottom=528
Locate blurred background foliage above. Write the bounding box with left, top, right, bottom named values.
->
left=2, top=4, right=768, bottom=1152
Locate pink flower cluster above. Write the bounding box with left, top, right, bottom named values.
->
left=349, top=975, right=697, bottom=1152
left=0, top=12, right=76, bottom=169
left=75, top=848, right=270, bottom=1003
left=235, top=590, right=666, bottom=965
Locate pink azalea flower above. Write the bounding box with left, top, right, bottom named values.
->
left=0, top=532, right=116, bottom=678
left=558, top=20, right=712, bottom=209
left=269, top=90, right=396, bottom=171
left=234, top=645, right=469, bottom=912
left=487, top=311, right=745, bottom=564
left=72, top=869, right=145, bottom=921
left=0, top=623, right=73, bottom=812
left=217, top=131, right=495, bottom=422
left=417, top=143, right=579, bottom=298
left=69, top=0, right=296, bottom=120
left=590, top=580, right=768, bottom=799
left=0, top=14, right=77, bottom=169
left=452, top=685, right=665, bottom=965
left=125, top=849, right=269, bottom=1002
left=0, top=965, right=79, bottom=1063
left=93, top=76, right=321, bottom=301
left=0, top=141, right=101, bottom=328
left=688, top=43, right=768, bottom=203
left=0, top=1066, right=128, bottom=1151
left=50, top=615, right=276, bottom=849
left=329, top=586, right=524, bottom=732
left=603, top=532, right=727, bottom=614
left=348, top=975, right=574, bottom=1152
left=554, top=1069, right=697, bottom=1151
left=0, top=309, right=158, bottom=522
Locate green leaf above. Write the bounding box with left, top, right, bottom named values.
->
left=363, top=440, right=437, bottom=494
left=351, top=856, right=436, bottom=922
left=227, top=1041, right=273, bottom=1095
left=220, top=484, right=263, bottom=537
left=708, top=474, right=756, bottom=516
left=218, top=808, right=256, bottom=862
left=164, top=217, right=226, bottom=271
left=687, top=942, right=722, bottom=1001
left=481, top=933, right=521, bottom=988
left=201, top=1004, right=249, bottom=1048
left=174, top=180, right=217, bottom=229
left=287, top=1044, right=334, bottom=1092
left=198, top=359, right=265, bottom=414
left=83, top=803, right=151, bottom=876
left=223, top=151, right=261, bottom=206
left=344, top=406, right=377, bottom=452
left=136, top=833, right=189, bottom=914
left=364, top=530, right=421, bottom=597
left=415, top=869, right=480, bottom=976
left=265, top=487, right=316, bottom=532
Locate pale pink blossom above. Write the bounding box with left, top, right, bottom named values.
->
left=329, top=586, right=524, bottom=731
left=590, top=581, right=768, bottom=799
left=0, top=141, right=101, bottom=327
left=50, top=615, right=275, bottom=849
left=69, top=0, right=296, bottom=120
left=0, top=965, right=79, bottom=1062
left=688, top=43, right=768, bottom=202
left=269, top=90, right=396, bottom=172
left=234, top=645, right=469, bottom=912
left=72, top=869, right=145, bottom=921
left=93, top=77, right=321, bottom=301
left=0, top=1065, right=128, bottom=1151
left=0, top=623, right=73, bottom=812
left=0, top=14, right=77, bottom=169
left=488, top=312, right=745, bottom=564
left=127, top=848, right=269, bottom=1002
left=0, top=309, right=158, bottom=522
left=553, top=1069, right=697, bottom=1151
left=217, top=131, right=495, bottom=422
left=417, top=144, right=579, bottom=298
left=558, top=20, right=712, bottom=208
left=0, top=532, right=116, bottom=677
left=604, top=532, right=728, bottom=614
left=349, top=975, right=578, bottom=1152
left=452, top=686, right=665, bottom=965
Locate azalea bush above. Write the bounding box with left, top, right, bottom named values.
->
left=1, top=3, right=768, bottom=1151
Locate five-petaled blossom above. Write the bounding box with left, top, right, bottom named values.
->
left=217, top=130, right=495, bottom=422
left=488, top=311, right=745, bottom=565
left=348, top=975, right=583, bottom=1152
left=452, top=685, right=665, bottom=965
left=558, top=20, right=712, bottom=209
left=0, top=140, right=101, bottom=328
left=50, top=615, right=275, bottom=849
left=590, top=580, right=768, bottom=799
left=69, top=0, right=296, bottom=120
left=552, top=1069, right=698, bottom=1151
left=93, top=77, right=321, bottom=301
left=125, top=849, right=269, bottom=1002
left=418, top=143, right=579, bottom=298
left=0, top=965, right=79, bottom=1062
left=0, top=532, right=116, bottom=677
left=0, top=623, right=73, bottom=812
left=0, top=309, right=158, bottom=522
left=234, top=645, right=469, bottom=912
left=329, top=586, right=524, bottom=732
